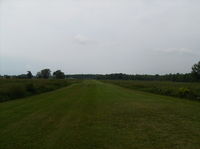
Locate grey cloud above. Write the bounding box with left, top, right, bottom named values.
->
left=0, top=0, right=200, bottom=75
left=153, top=48, right=196, bottom=54
left=73, top=34, right=96, bottom=45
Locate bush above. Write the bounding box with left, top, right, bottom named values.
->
left=178, top=87, right=190, bottom=97
left=26, top=83, right=36, bottom=93
left=0, top=79, right=79, bottom=102
left=103, top=80, right=200, bottom=101
left=9, top=85, right=26, bottom=99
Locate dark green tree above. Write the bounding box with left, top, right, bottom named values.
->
left=37, top=69, right=51, bottom=79
left=53, top=70, right=65, bottom=79
left=27, top=71, right=33, bottom=79
left=36, top=72, right=42, bottom=78
left=191, top=61, right=200, bottom=80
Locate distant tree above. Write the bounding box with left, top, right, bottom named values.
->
left=192, top=61, right=200, bottom=80
left=27, top=71, right=33, bottom=79
left=53, top=70, right=65, bottom=79
left=4, top=75, right=11, bottom=79
left=41, top=69, right=51, bottom=79
left=36, top=72, right=42, bottom=78
left=37, top=69, right=51, bottom=79
left=17, top=74, right=27, bottom=79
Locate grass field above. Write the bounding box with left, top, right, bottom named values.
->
left=0, top=80, right=200, bottom=149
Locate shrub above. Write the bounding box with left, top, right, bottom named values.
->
left=178, top=87, right=191, bottom=98
left=26, top=83, right=36, bottom=93
left=103, top=80, right=200, bottom=101
left=9, top=85, right=26, bottom=99
left=0, top=79, right=79, bottom=102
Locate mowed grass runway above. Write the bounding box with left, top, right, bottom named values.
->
left=0, top=80, right=200, bottom=149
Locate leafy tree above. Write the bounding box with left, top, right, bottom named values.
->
left=192, top=61, right=200, bottom=80
left=4, top=75, right=11, bottom=79
left=17, top=74, right=27, bottom=79
left=36, top=72, right=42, bottom=78
left=53, top=70, right=65, bottom=79
left=37, top=69, right=51, bottom=79
left=27, top=71, right=33, bottom=79
left=41, top=69, right=51, bottom=79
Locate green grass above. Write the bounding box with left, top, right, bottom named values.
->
left=0, top=80, right=200, bottom=149
left=103, top=80, right=200, bottom=100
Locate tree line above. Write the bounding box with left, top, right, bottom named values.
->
left=1, top=69, right=65, bottom=79
left=68, top=61, right=200, bottom=82
left=1, top=61, right=200, bottom=82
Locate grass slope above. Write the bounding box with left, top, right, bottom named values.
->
left=0, top=80, right=200, bottom=149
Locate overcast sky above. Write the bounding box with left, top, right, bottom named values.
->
left=0, top=0, right=200, bottom=75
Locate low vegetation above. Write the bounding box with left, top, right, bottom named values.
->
left=103, top=80, right=200, bottom=101
left=0, top=79, right=79, bottom=102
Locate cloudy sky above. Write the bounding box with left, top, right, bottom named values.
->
left=0, top=0, right=200, bottom=75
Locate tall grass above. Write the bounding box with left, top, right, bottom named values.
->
left=103, top=80, right=200, bottom=101
left=0, top=79, right=79, bottom=102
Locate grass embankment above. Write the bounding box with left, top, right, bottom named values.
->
left=103, top=80, right=200, bottom=100
left=0, top=79, right=79, bottom=102
left=0, top=80, right=200, bottom=149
